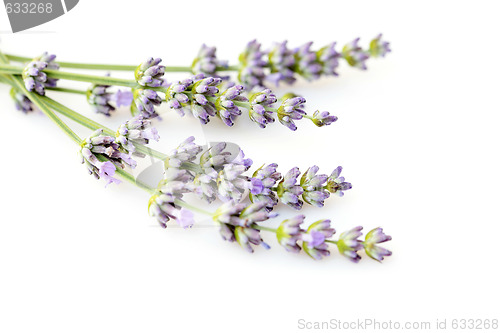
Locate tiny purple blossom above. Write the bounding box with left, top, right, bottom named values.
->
left=216, top=83, right=248, bottom=126
left=10, top=88, right=36, bottom=114
left=172, top=208, right=195, bottom=229
left=250, top=163, right=282, bottom=212
left=277, top=167, right=304, bottom=210
left=317, top=41, right=341, bottom=76
left=364, top=227, right=392, bottom=262
left=135, top=57, right=165, bottom=87
left=87, top=82, right=115, bottom=116
left=22, top=52, right=59, bottom=96
left=342, top=38, right=370, bottom=70
left=238, top=40, right=268, bottom=88
left=326, top=166, right=352, bottom=197
left=337, top=226, right=364, bottom=262
left=369, top=34, right=391, bottom=58
left=113, top=90, right=134, bottom=107
left=277, top=96, right=307, bottom=131
left=300, top=166, right=330, bottom=207
left=294, top=41, right=322, bottom=80
left=248, top=88, right=277, bottom=128
left=276, top=215, right=305, bottom=253
left=191, top=44, right=229, bottom=78
left=311, top=110, right=338, bottom=127
left=302, top=220, right=336, bottom=260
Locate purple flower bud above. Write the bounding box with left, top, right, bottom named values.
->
left=311, top=110, right=338, bottom=127
left=191, top=44, right=229, bottom=78
left=294, top=42, right=322, bottom=80
left=277, top=167, right=304, bottom=210
left=342, top=38, right=370, bottom=70
left=79, top=129, right=136, bottom=186
left=22, top=52, right=59, bottom=96
left=277, top=215, right=305, bottom=253
left=267, top=41, right=296, bottom=85
left=148, top=169, right=195, bottom=228
left=165, top=74, right=220, bottom=124
left=364, top=227, right=392, bottom=262
left=135, top=57, right=165, bottom=87
left=317, top=42, right=341, bottom=76
left=113, top=90, right=134, bottom=107
left=248, top=88, right=277, bottom=128
left=369, top=34, right=391, bottom=58
left=249, top=163, right=281, bottom=212
left=277, top=96, right=307, bottom=131
left=337, top=226, right=364, bottom=262
left=213, top=201, right=275, bottom=253
left=300, top=166, right=330, bottom=207
left=164, top=136, right=203, bottom=168
left=302, top=220, right=336, bottom=260
left=238, top=40, right=268, bottom=88
left=133, top=88, right=162, bottom=119
left=10, top=88, right=36, bottom=114
left=215, top=83, right=248, bottom=127
left=116, top=115, right=160, bottom=156
left=326, top=166, right=352, bottom=197
left=87, top=81, right=115, bottom=116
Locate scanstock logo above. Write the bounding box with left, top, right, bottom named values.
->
left=3, top=0, right=79, bottom=32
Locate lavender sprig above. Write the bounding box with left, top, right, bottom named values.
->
left=22, top=52, right=59, bottom=96
left=10, top=88, right=36, bottom=113
left=191, top=44, right=228, bottom=78
left=79, top=129, right=137, bottom=186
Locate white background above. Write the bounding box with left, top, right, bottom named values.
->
left=1, top=1, right=499, bottom=332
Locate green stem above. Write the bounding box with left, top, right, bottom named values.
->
left=325, top=239, right=338, bottom=245
left=253, top=225, right=277, bottom=233
left=44, top=69, right=137, bottom=87
left=114, top=167, right=155, bottom=194
left=47, top=86, right=87, bottom=95
left=173, top=199, right=214, bottom=216
left=0, top=52, right=81, bottom=145
left=5, top=53, right=240, bottom=73
left=0, top=64, right=137, bottom=87
left=40, top=96, right=168, bottom=160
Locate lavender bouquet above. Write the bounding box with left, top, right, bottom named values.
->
left=0, top=35, right=392, bottom=263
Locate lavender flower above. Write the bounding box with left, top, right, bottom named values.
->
left=148, top=168, right=195, bottom=228
left=302, top=220, right=336, bottom=260
left=249, top=163, right=282, bottom=212
left=165, top=75, right=221, bottom=124
left=293, top=42, right=322, bottom=80
left=267, top=41, right=296, bottom=85
left=326, top=166, right=352, bottom=197
left=248, top=88, right=277, bottom=128
left=164, top=136, right=203, bottom=168
left=364, top=228, right=392, bottom=262
left=86, top=83, right=115, bottom=116
left=215, top=84, right=248, bottom=126
left=276, top=215, right=305, bottom=253
left=277, top=96, right=307, bottom=131
left=317, top=42, right=341, bottom=76
left=300, top=166, right=330, bottom=207
left=310, top=110, right=338, bottom=127
left=369, top=34, right=391, bottom=58
left=213, top=201, right=275, bottom=252
left=237, top=40, right=268, bottom=88
left=113, top=90, right=134, bottom=107
left=132, top=88, right=162, bottom=119
left=342, top=38, right=370, bottom=70
left=135, top=57, right=165, bottom=87
left=22, top=52, right=59, bottom=96
left=116, top=115, right=160, bottom=156
left=10, top=88, right=36, bottom=114
left=199, top=142, right=232, bottom=169
left=79, top=129, right=137, bottom=186
left=337, top=226, right=364, bottom=262
left=277, top=167, right=304, bottom=210
left=213, top=201, right=275, bottom=227
left=191, top=44, right=228, bottom=77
